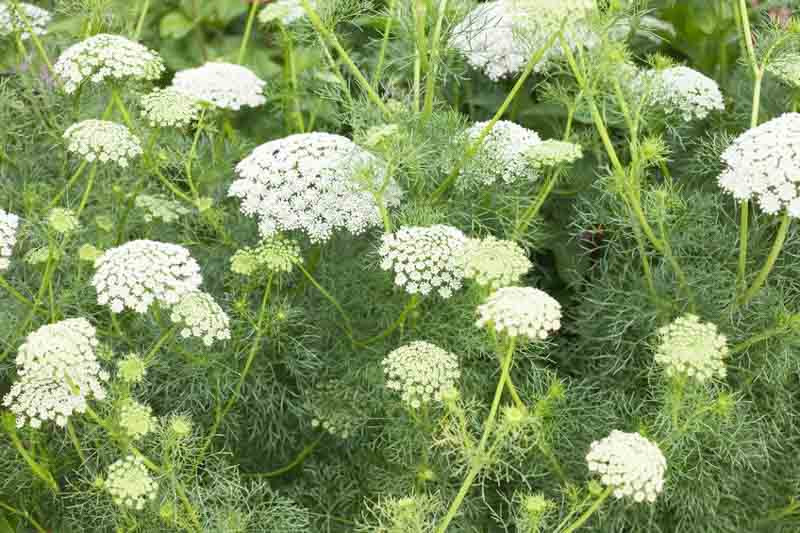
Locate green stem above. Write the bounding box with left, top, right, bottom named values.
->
left=0, top=500, right=47, bottom=533
left=2, top=421, right=59, bottom=493
left=430, top=28, right=561, bottom=203
left=560, top=486, right=613, bottom=533
left=538, top=441, right=568, bottom=485
left=281, top=26, right=305, bottom=133
left=67, top=421, right=87, bottom=464
left=238, top=0, right=260, bottom=64
left=296, top=263, right=353, bottom=337
left=300, top=0, right=391, bottom=115
left=244, top=434, right=323, bottom=477
left=133, top=0, right=151, bottom=40
left=0, top=274, right=33, bottom=308
left=412, top=0, right=428, bottom=112
left=185, top=107, right=207, bottom=200
left=436, top=337, right=516, bottom=533
left=355, top=295, right=419, bottom=346
left=513, top=171, right=559, bottom=240
left=736, top=212, right=792, bottom=308
left=736, top=201, right=749, bottom=294
left=373, top=0, right=397, bottom=87
left=10, top=0, right=53, bottom=73
left=670, top=376, right=685, bottom=430
left=143, top=325, right=179, bottom=365
left=75, top=163, right=98, bottom=217
left=48, top=160, right=88, bottom=210
left=730, top=315, right=800, bottom=354
left=111, top=88, right=133, bottom=128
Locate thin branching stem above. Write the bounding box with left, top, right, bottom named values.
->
left=238, top=0, right=261, bottom=64
left=373, top=0, right=397, bottom=87
left=244, top=434, right=324, bottom=477
left=736, top=212, right=792, bottom=308
left=559, top=486, right=613, bottom=533
left=0, top=500, right=47, bottom=533
left=133, top=0, right=151, bottom=40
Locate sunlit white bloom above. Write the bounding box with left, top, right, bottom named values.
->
left=230, top=132, right=402, bottom=242
left=172, top=62, right=266, bottom=110
left=54, top=34, right=164, bottom=94
left=140, top=87, right=202, bottom=128
left=64, top=120, right=142, bottom=167
left=642, top=66, right=724, bottom=122
left=2, top=318, right=108, bottom=428
left=0, top=208, right=20, bottom=271
left=460, top=120, right=542, bottom=187
left=462, top=235, right=531, bottom=289
left=717, top=113, right=800, bottom=217
left=655, top=314, right=728, bottom=383
left=259, top=0, right=310, bottom=25
left=92, top=240, right=203, bottom=313
left=476, top=286, right=561, bottom=340
left=379, top=225, right=468, bottom=299
left=169, top=291, right=231, bottom=347
left=0, top=2, right=51, bottom=40
left=586, top=430, right=666, bottom=503
left=106, top=455, right=158, bottom=510
left=382, top=341, right=460, bottom=409
left=451, top=0, right=596, bottom=81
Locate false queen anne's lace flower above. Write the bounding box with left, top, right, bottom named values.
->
left=106, top=455, right=158, bottom=510
left=462, top=236, right=531, bottom=289
left=382, top=341, right=460, bottom=409
left=476, top=287, right=562, bottom=340
left=92, top=240, right=203, bottom=313
left=172, top=62, right=266, bottom=110
left=64, top=120, right=143, bottom=167
left=643, top=66, right=724, bottom=122
left=0, top=2, right=51, bottom=39
left=2, top=318, right=108, bottom=428
left=451, top=0, right=596, bottom=81
left=53, top=34, right=164, bottom=94
left=527, top=140, right=583, bottom=170
left=655, top=314, right=728, bottom=383
left=379, top=225, right=468, bottom=299
left=460, top=120, right=542, bottom=187
left=119, top=400, right=157, bottom=440
left=717, top=113, right=800, bottom=217
left=229, top=132, right=402, bottom=242
left=140, top=87, right=201, bottom=128
left=259, top=0, right=310, bottom=25
left=0, top=208, right=20, bottom=271
left=169, top=291, right=231, bottom=347
left=230, top=236, right=302, bottom=276
left=586, top=430, right=666, bottom=503
left=135, top=194, right=190, bottom=223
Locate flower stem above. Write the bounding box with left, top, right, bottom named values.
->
left=280, top=25, right=305, bottom=133
left=143, top=325, right=179, bottom=365
left=736, top=212, right=792, bottom=308
left=243, top=434, right=324, bottom=477
left=436, top=337, right=516, bottom=533
left=0, top=500, right=47, bottom=533
left=67, top=420, right=86, bottom=463
left=355, top=295, right=419, bottom=346
left=133, top=0, right=151, bottom=40
left=736, top=200, right=749, bottom=293
left=513, top=170, right=559, bottom=240
left=75, top=163, right=98, bottom=217
left=9, top=0, right=53, bottom=73
left=372, top=0, right=397, bottom=87
left=238, top=0, right=260, bottom=64
left=296, top=263, right=354, bottom=338
left=0, top=274, right=33, bottom=308
left=185, top=107, right=207, bottom=200
left=48, top=160, right=88, bottom=210
left=2, top=418, right=59, bottom=493
left=560, top=486, right=613, bottom=533
left=423, top=0, right=449, bottom=116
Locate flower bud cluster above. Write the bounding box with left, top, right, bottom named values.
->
left=134, top=194, right=190, bottom=224
left=382, top=341, right=460, bottom=409
left=230, top=236, right=302, bottom=276
left=476, top=287, right=562, bottom=340
left=117, top=353, right=147, bottom=384
left=643, top=66, right=724, bottom=122
left=119, top=400, right=157, bottom=440
left=64, top=120, right=142, bottom=167
left=169, top=291, right=231, bottom=347
left=48, top=208, right=80, bottom=235
left=105, top=455, right=157, bottom=510
left=462, top=235, right=531, bottom=289
left=655, top=314, right=728, bottom=382
left=586, top=430, right=666, bottom=503
left=527, top=140, right=583, bottom=170
left=140, top=87, right=202, bottom=128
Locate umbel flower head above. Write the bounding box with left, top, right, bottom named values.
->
left=459, top=120, right=543, bottom=187
left=105, top=455, right=158, bottom=510
left=48, top=208, right=80, bottom=235
left=307, top=381, right=365, bottom=439
left=0, top=2, right=51, bottom=40
left=119, top=400, right=157, bottom=440
left=382, top=341, right=460, bottom=409
left=229, top=132, right=402, bottom=242
left=527, top=139, right=583, bottom=170
left=172, top=62, right=266, bottom=110
left=259, top=0, right=310, bottom=25
left=230, top=236, right=302, bottom=276
left=641, top=66, right=724, bottom=122
left=379, top=225, right=468, bottom=298
left=476, top=286, right=562, bottom=340
left=117, top=353, right=146, bottom=384
left=135, top=194, right=190, bottom=224
left=0, top=208, right=20, bottom=271
left=462, top=235, right=531, bottom=289
left=2, top=318, right=108, bottom=428
left=655, top=314, right=728, bottom=383
left=92, top=240, right=203, bottom=313
left=53, top=34, right=164, bottom=94
left=717, top=113, right=800, bottom=216
left=64, top=120, right=143, bottom=167
left=169, top=291, right=231, bottom=347
left=451, top=0, right=596, bottom=81
left=140, top=87, right=202, bottom=128
left=586, top=430, right=666, bottom=503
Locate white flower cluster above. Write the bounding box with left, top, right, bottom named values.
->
left=134, top=194, right=190, bottom=223
left=64, top=120, right=142, bottom=167
left=169, top=291, right=231, bottom=347
left=106, top=455, right=157, bottom=510
left=382, top=341, right=460, bottom=409
left=172, top=62, right=266, bottom=110
left=0, top=208, right=19, bottom=271
left=451, top=0, right=596, bottom=81
left=586, top=430, right=666, bottom=503
left=379, top=225, right=468, bottom=299
left=527, top=139, right=583, bottom=170
left=54, top=34, right=164, bottom=94
left=717, top=113, right=800, bottom=217
left=230, top=132, right=402, bottom=242
left=259, top=0, right=309, bottom=25
left=460, top=120, right=542, bottom=187
left=0, top=2, right=51, bottom=40
left=119, top=400, right=157, bottom=440
left=644, top=66, right=724, bottom=122
left=140, top=87, right=201, bottom=128
left=230, top=236, right=302, bottom=276
left=92, top=240, right=203, bottom=313
left=2, top=318, right=108, bottom=428
left=768, top=54, right=800, bottom=88
left=462, top=235, right=531, bottom=289
left=655, top=314, right=728, bottom=383
left=476, top=287, right=562, bottom=340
